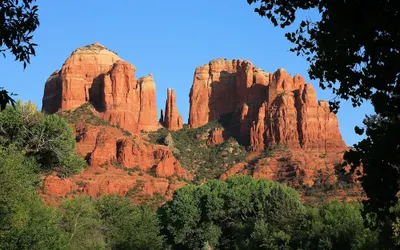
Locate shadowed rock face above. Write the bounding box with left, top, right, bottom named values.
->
left=42, top=43, right=158, bottom=133
left=188, top=59, right=346, bottom=153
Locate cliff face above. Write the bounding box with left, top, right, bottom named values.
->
left=188, top=59, right=346, bottom=153
left=42, top=108, right=192, bottom=204
left=41, top=52, right=354, bottom=205
left=42, top=43, right=158, bottom=133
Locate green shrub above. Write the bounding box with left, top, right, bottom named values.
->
left=159, top=176, right=304, bottom=249
left=0, top=101, right=86, bottom=177
left=0, top=147, right=65, bottom=249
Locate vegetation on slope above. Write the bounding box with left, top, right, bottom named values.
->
left=59, top=103, right=133, bottom=137
left=0, top=101, right=86, bottom=177
left=148, top=115, right=248, bottom=183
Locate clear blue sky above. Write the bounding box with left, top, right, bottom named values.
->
left=0, top=0, right=373, bottom=146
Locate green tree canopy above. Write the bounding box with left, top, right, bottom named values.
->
left=159, top=176, right=304, bottom=249
left=95, top=195, right=164, bottom=250
left=58, top=195, right=164, bottom=250
left=0, top=101, right=86, bottom=177
left=0, top=147, right=65, bottom=250
left=290, top=201, right=378, bottom=250
left=59, top=197, right=105, bottom=250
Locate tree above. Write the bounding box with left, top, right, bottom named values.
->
left=247, top=0, right=399, bottom=114
left=0, top=101, right=86, bottom=177
left=57, top=195, right=164, bottom=250
left=59, top=197, right=105, bottom=250
left=247, top=0, right=400, bottom=244
left=0, top=147, right=65, bottom=250
left=159, top=176, right=304, bottom=249
left=290, top=201, right=378, bottom=250
left=95, top=195, right=164, bottom=250
left=0, top=0, right=40, bottom=110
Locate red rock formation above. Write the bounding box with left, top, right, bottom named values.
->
left=42, top=43, right=158, bottom=133
left=220, top=147, right=346, bottom=188
left=207, top=127, right=225, bottom=146
left=42, top=43, right=121, bottom=113
left=41, top=115, right=192, bottom=203
left=249, top=103, right=266, bottom=152
left=161, top=88, right=183, bottom=131
left=188, top=59, right=346, bottom=153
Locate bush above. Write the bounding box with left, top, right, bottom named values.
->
left=0, top=101, right=86, bottom=177
left=292, top=201, right=379, bottom=250
left=159, top=176, right=303, bottom=249
left=58, top=195, right=164, bottom=250
left=0, top=147, right=65, bottom=249
left=96, top=195, right=164, bottom=250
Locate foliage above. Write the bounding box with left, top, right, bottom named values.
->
left=343, top=114, right=400, bottom=248
left=60, top=103, right=111, bottom=127
left=59, top=197, right=105, bottom=249
left=0, top=144, right=385, bottom=249
left=247, top=0, right=399, bottom=114
left=0, top=101, right=86, bottom=176
left=0, top=147, right=66, bottom=250
left=58, top=195, right=164, bottom=250
left=95, top=195, right=164, bottom=250
left=148, top=116, right=248, bottom=183
left=291, top=201, right=378, bottom=250
left=0, top=0, right=40, bottom=109
left=390, top=201, right=400, bottom=247
left=345, top=116, right=400, bottom=215
left=159, top=176, right=304, bottom=249
left=247, top=0, right=400, bottom=245
left=61, top=103, right=134, bottom=137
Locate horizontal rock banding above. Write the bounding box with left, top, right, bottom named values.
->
left=42, top=43, right=158, bottom=133
left=188, top=59, right=346, bottom=152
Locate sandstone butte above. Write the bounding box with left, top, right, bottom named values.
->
left=40, top=44, right=359, bottom=205
left=42, top=42, right=159, bottom=133
left=189, top=59, right=356, bottom=190
left=41, top=43, right=190, bottom=204
left=189, top=58, right=346, bottom=153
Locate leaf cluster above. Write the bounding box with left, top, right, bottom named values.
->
left=0, top=101, right=86, bottom=177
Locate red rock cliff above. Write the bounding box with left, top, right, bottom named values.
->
left=42, top=43, right=158, bottom=133
left=188, top=59, right=346, bottom=152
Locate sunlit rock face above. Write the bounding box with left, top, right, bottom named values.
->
left=42, top=43, right=158, bottom=133
left=160, top=88, right=183, bottom=131
left=188, top=59, right=346, bottom=152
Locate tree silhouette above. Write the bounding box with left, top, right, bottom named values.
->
left=0, top=0, right=39, bottom=110
left=247, top=0, right=400, bottom=245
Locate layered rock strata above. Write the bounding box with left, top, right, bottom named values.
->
left=42, top=119, right=192, bottom=203
left=42, top=43, right=158, bottom=133
left=188, top=59, right=346, bottom=152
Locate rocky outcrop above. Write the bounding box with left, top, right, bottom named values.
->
left=189, top=59, right=346, bottom=153
left=160, top=88, right=183, bottom=131
left=207, top=128, right=225, bottom=146
left=220, top=147, right=347, bottom=188
left=42, top=118, right=192, bottom=203
left=42, top=43, right=158, bottom=133
left=73, top=120, right=192, bottom=179
left=42, top=43, right=121, bottom=113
